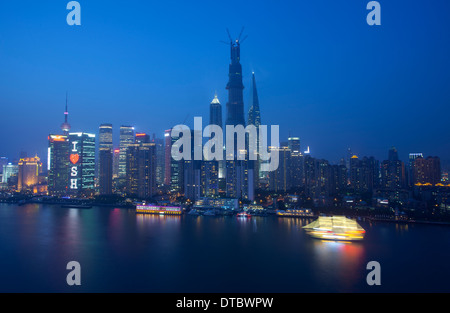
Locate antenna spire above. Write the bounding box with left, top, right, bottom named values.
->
left=61, top=91, right=71, bottom=135
left=65, top=91, right=68, bottom=123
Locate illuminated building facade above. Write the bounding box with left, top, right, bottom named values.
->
left=304, top=156, right=344, bottom=201
left=202, top=160, right=219, bottom=197
left=203, top=94, right=222, bottom=196
left=194, top=197, right=239, bottom=210
left=413, top=156, right=441, bottom=185
left=350, top=155, right=379, bottom=193
left=165, top=129, right=184, bottom=193
left=112, top=148, right=120, bottom=179
left=184, top=130, right=202, bottom=201
left=135, top=132, right=150, bottom=144
left=164, top=129, right=172, bottom=186
left=0, top=157, right=8, bottom=175
left=268, top=145, right=291, bottom=193
left=18, top=155, right=42, bottom=192
left=2, top=163, right=18, bottom=184
left=210, top=93, right=223, bottom=129
left=125, top=140, right=157, bottom=198
left=48, top=134, right=70, bottom=196
left=99, top=123, right=113, bottom=150
left=153, top=136, right=165, bottom=186
left=408, top=153, right=423, bottom=187
left=68, top=132, right=96, bottom=196
left=119, top=126, right=135, bottom=178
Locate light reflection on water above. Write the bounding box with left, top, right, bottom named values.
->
left=1, top=204, right=450, bottom=292
left=309, top=239, right=366, bottom=291
left=135, top=212, right=182, bottom=226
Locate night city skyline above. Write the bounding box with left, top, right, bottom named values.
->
left=2, top=0, right=450, bottom=299
left=1, top=1, right=450, bottom=165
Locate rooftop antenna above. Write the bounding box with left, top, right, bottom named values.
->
left=220, top=27, right=247, bottom=45
left=61, top=91, right=71, bottom=134
left=238, top=27, right=245, bottom=41
left=226, top=28, right=233, bottom=43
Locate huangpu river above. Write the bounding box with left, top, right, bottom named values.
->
left=0, top=203, right=449, bottom=293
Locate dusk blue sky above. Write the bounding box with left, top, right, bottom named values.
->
left=1, top=0, right=449, bottom=165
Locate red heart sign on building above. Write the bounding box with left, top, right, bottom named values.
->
left=70, top=154, right=80, bottom=165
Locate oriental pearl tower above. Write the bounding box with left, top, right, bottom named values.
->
left=61, top=92, right=71, bottom=135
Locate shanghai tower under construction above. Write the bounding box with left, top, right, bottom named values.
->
left=224, top=29, right=254, bottom=201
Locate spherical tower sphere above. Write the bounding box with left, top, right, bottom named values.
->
left=61, top=122, right=71, bottom=133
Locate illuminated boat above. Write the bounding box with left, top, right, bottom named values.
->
left=237, top=212, right=251, bottom=218
left=276, top=209, right=314, bottom=217
left=303, top=216, right=365, bottom=241
left=136, top=205, right=183, bottom=215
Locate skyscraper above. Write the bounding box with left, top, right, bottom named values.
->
left=119, top=126, right=135, bottom=178
left=0, top=157, right=8, bottom=175
left=210, top=93, right=223, bottom=128
left=125, top=139, right=157, bottom=199
left=225, top=36, right=245, bottom=127
left=98, top=123, right=113, bottom=150
left=350, top=155, right=378, bottom=193
left=183, top=130, right=202, bottom=201
left=413, top=156, right=441, bottom=185
left=18, top=155, right=42, bottom=192
left=68, top=132, right=96, bottom=196
left=247, top=72, right=262, bottom=187
left=202, top=159, right=219, bottom=197
left=329, top=164, right=348, bottom=197
left=408, top=153, right=423, bottom=187
left=2, top=163, right=18, bottom=184
left=206, top=94, right=222, bottom=194
left=112, top=148, right=120, bottom=179
left=224, top=31, right=253, bottom=200
left=135, top=132, right=150, bottom=144
left=47, top=96, right=72, bottom=196
left=99, top=147, right=113, bottom=195
left=247, top=72, right=261, bottom=128
left=98, top=123, right=113, bottom=184
left=268, top=145, right=291, bottom=193
left=381, top=147, right=405, bottom=190
left=99, top=124, right=113, bottom=150
left=388, top=146, right=399, bottom=162
left=152, top=135, right=165, bottom=186
left=170, top=131, right=184, bottom=193
left=303, top=156, right=331, bottom=200
left=164, top=129, right=172, bottom=186
left=288, top=137, right=302, bottom=189
left=48, top=134, right=70, bottom=196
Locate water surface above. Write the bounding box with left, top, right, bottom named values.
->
left=0, top=203, right=449, bottom=292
